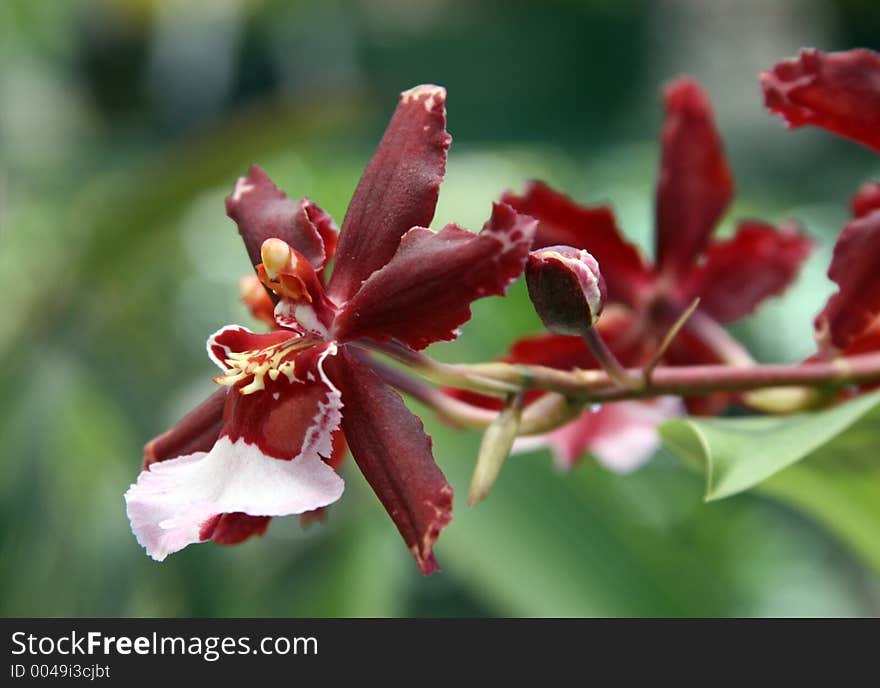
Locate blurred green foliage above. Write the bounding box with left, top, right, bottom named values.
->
left=2, top=0, right=880, bottom=617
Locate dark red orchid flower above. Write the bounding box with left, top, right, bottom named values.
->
left=449, top=77, right=811, bottom=471
left=814, top=182, right=880, bottom=359
left=504, top=77, right=812, bottom=355
left=760, top=49, right=880, bottom=361
left=125, top=85, right=536, bottom=574
left=502, top=76, right=812, bottom=391
left=761, top=48, right=880, bottom=154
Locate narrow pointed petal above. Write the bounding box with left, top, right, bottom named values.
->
left=502, top=181, right=652, bottom=306
left=326, top=349, right=453, bottom=575
left=333, top=203, right=535, bottom=349
left=515, top=398, right=682, bottom=472
left=328, top=85, right=451, bottom=303
left=852, top=181, right=880, bottom=219
left=143, top=388, right=227, bottom=469
left=815, top=210, right=880, bottom=353
left=655, top=78, right=734, bottom=278
left=226, top=165, right=337, bottom=270
left=127, top=329, right=346, bottom=560
left=761, top=48, right=880, bottom=153
left=680, top=219, right=813, bottom=323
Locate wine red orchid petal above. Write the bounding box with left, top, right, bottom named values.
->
left=126, top=327, right=345, bottom=561
left=655, top=77, right=734, bottom=279
left=761, top=48, right=880, bottom=153
left=206, top=513, right=272, bottom=545
left=680, top=219, right=813, bottom=323
left=852, top=181, right=880, bottom=219
left=327, top=349, right=453, bottom=575
left=328, top=85, right=451, bottom=304
left=501, top=181, right=652, bottom=307
left=815, top=209, right=880, bottom=353
left=225, top=165, right=335, bottom=271
left=304, top=203, right=340, bottom=266
left=508, top=333, right=596, bottom=369
left=840, top=318, right=880, bottom=356
left=143, top=388, right=227, bottom=469
left=332, top=203, right=536, bottom=350
left=516, top=398, right=682, bottom=472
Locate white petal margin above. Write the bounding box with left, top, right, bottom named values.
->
left=206, top=324, right=250, bottom=371
left=126, top=344, right=345, bottom=561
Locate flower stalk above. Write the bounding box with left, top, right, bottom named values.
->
left=450, top=351, right=880, bottom=403
left=581, top=327, right=642, bottom=390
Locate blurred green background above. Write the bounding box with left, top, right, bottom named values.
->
left=2, top=0, right=880, bottom=617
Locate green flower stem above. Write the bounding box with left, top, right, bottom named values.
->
left=582, top=327, right=643, bottom=390
left=455, top=351, right=880, bottom=403
left=357, top=353, right=498, bottom=429
left=361, top=339, right=521, bottom=395
left=361, top=353, right=584, bottom=435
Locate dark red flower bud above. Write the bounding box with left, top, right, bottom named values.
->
left=526, top=245, right=606, bottom=337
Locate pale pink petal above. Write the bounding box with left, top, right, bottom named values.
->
left=125, top=437, right=344, bottom=561
left=515, top=397, right=682, bottom=473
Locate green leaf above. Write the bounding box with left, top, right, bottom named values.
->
left=660, top=390, right=880, bottom=574
left=659, top=389, right=880, bottom=501
left=760, top=462, right=880, bottom=573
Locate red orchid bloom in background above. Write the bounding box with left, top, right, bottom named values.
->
left=762, top=48, right=880, bottom=365
left=761, top=48, right=880, bottom=367
left=504, top=78, right=812, bottom=370
left=451, top=76, right=812, bottom=472
left=761, top=48, right=880, bottom=154
left=813, top=182, right=880, bottom=362
left=125, top=85, right=536, bottom=574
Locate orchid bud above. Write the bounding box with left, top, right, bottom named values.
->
left=526, top=246, right=606, bottom=337
left=469, top=392, right=524, bottom=507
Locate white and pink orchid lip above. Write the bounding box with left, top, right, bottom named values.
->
left=125, top=436, right=344, bottom=561
left=126, top=330, right=345, bottom=561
